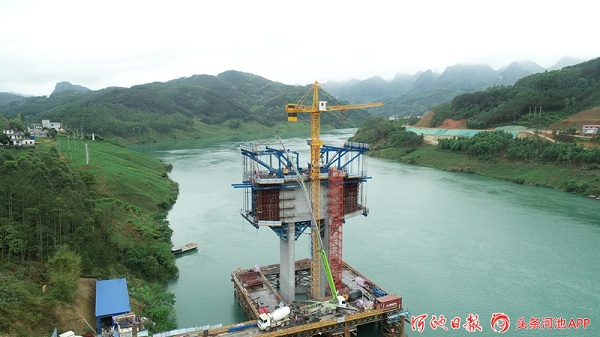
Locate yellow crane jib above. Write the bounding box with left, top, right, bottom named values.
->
left=285, top=81, right=383, bottom=121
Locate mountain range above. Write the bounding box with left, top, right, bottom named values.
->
left=324, top=56, right=584, bottom=116
left=0, top=70, right=374, bottom=141
left=0, top=56, right=587, bottom=132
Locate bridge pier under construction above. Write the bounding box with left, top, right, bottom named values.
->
left=228, top=137, right=409, bottom=337
left=233, top=141, right=372, bottom=302
left=230, top=83, right=400, bottom=337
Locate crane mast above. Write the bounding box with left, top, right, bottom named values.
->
left=285, top=81, right=383, bottom=300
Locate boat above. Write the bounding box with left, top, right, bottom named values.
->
left=171, top=242, right=198, bottom=255
left=587, top=195, right=600, bottom=200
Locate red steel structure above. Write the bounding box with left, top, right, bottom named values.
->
left=327, top=169, right=344, bottom=292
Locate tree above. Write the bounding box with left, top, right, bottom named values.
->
left=130, top=284, right=177, bottom=333
left=125, top=243, right=177, bottom=282
left=47, top=128, right=57, bottom=138
left=0, top=133, right=9, bottom=145
left=8, top=119, right=25, bottom=132
left=47, top=245, right=81, bottom=302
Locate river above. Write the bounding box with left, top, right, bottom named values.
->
left=135, top=129, right=600, bottom=336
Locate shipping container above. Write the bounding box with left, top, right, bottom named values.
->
left=374, top=294, right=402, bottom=310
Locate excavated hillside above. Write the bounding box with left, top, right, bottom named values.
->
left=548, top=107, right=600, bottom=131
left=414, top=111, right=468, bottom=129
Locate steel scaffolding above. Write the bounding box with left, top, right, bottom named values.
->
left=328, top=168, right=344, bottom=291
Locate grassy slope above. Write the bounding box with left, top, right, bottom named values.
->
left=373, top=145, right=600, bottom=193
left=53, top=136, right=178, bottom=212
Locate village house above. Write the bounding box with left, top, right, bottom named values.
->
left=1, top=118, right=63, bottom=146
left=2, top=129, right=36, bottom=146
left=28, top=123, right=48, bottom=139
left=582, top=125, right=600, bottom=136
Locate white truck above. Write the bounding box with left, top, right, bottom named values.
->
left=257, top=306, right=292, bottom=331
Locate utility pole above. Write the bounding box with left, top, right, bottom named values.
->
left=85, top=143, right=89, bottom=165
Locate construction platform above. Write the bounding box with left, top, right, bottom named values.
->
left=157, top=260, right=406, bottom=337
left=228, top=259, right=407, bottom=337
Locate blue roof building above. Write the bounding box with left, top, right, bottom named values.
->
left=95, top=278, right=130, bottom=334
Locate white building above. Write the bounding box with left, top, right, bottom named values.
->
left=582, top=125, right=600, bottom=135
left=12, top=138, right=35, bottom=146
left=2, top=129, right=36, bottom=146
left=42, top=119, right=62, bottom=131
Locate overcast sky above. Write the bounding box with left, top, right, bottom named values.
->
left=1, top=0, right=598, bottom=96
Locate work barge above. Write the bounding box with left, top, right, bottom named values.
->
left=230, top=259, right=407, bottom=337
left=159, top=259, right=409, bottom=337
left=160, top=259, right=406, bottom=337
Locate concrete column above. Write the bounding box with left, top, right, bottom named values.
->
left=279, top=222, right=295, bottom=304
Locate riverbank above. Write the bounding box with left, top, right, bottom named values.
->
left=370, top=144, right=600, bottom=196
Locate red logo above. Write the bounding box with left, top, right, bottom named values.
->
left=490, top=312, right=510, bottom=333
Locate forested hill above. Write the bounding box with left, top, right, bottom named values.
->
left=0, top=71, right=372, bottom=141
left=430, top=57, right=600, bottom=129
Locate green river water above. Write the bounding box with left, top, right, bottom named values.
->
left=137, top=129, right=600, bottom=336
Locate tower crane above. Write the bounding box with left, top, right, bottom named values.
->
left=285, top=81, right=383, bottom=300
